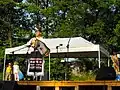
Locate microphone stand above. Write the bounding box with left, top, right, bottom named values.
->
left=65, top=37, right=71, bottom=80
left=56, top=44, right=63, bottom=80
left=56, top=44, right=63, bottom=58
left=56, top=46, right=59, bottom=58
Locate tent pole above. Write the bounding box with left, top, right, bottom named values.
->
left=98, top=46, right=101, bottom=68
left=108, top=57, right=110, bottom=67
left=49, top=53, right=50, bottom=80
left=3, top=54, right=6, bottom=80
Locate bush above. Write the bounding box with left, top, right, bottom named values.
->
left=70, top=71, right=96, bottom=81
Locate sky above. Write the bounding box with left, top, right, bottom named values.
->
left=22, top=0, right=26, bottom=3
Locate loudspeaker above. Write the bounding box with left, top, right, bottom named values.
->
left=0, top=81, right=18, bottom=90
left=95, top=67, right=116, bottom=80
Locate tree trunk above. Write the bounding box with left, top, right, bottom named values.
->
left=45, top=0, right=49, bottom=38
left=8, top=29, right=12, bottom=47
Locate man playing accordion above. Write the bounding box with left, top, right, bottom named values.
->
left=26, top=25, right=50, bottom=80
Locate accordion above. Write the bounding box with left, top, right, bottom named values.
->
left=27, top=39, right=49, bottom=73
left=33, top=39, right=50, bottom=57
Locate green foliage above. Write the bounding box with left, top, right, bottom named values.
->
left=114, top=20, right=120, bottom=37
left=0, top=72, right=3, bottom=80
left=0, top=0, right=14, bottom=4
left=1, top=0, right=120, bottom=81
left=25, top=3, right=40, bottom=13
left=0, top=47, right=5, bottom=60
left=0, top=0, right=33, bottom=71
left=45, top=58, right=71, bottom=80
left=70, top=71, right=96, bottom=81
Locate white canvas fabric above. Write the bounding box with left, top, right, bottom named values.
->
left=5, top=37, right=109, bottom=58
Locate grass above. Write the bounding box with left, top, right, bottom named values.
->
left=70, top=71, right=96, bottom=81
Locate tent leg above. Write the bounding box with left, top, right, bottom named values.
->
left=108, top=57, right=110, bottom=67
left=3, top=54, right=6, bottom=80
left=98, top=50, right=101, bottom=68
left=49, top=53, right=50, bottom=80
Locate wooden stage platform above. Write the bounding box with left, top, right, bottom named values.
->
left=17, top=80, right=120, bottom=90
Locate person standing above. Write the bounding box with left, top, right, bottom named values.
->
left=5, top=63, right=12, bottom=81
left=26, top=25, right=50, bottom=80
left=13, top=61, right=20, bottom=81
left=111, top=52, right=120, bottom=74
left=26, top=25, right=50, bottom=56
left=27, top=25, right=44, bottom=54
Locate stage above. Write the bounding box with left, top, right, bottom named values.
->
left=17, top=80, right=120, bottom=90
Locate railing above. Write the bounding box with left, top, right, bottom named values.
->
left=17, top=80, right=120, bottom=90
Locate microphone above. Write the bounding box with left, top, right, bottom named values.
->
left=56, top=46, right=59, bottom=49
left=59, top=44, right=63, bottom=46
left=56, top=44, right=63, bottom=49
left=11, top=51, right=14, bottom=54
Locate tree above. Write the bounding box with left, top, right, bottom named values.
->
left=1, top=0, right=120, bottom=80
left=0, top=0, right=34, bottom=66
left=25, top=0, right=120, bottom=80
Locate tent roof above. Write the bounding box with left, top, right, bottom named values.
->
left=5, top=37, right=109, bottom=58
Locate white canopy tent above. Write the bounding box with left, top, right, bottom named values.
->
left=4, top=37, right=110, bottom=80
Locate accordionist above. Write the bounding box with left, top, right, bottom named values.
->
left=26, top=25, right=50, bottom=80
